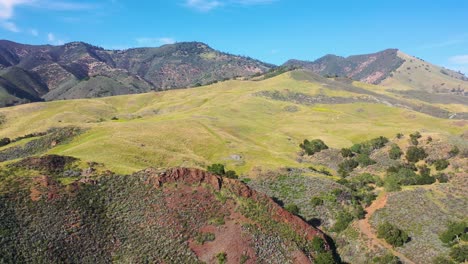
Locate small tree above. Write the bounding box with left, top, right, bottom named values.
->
left=207, top=164, right=225, bottom=175
left=409, top=131, right=422, bottom=145
left=338, top=159, right=359, bottom=177
left=285, top=204, right=300, bottom=215
left=439, top=221, right=467, bottom=245
left=377, top=222, right=409, bottom=247
left=225, top=170, right=238, bottom=179
left=311, top=236, right=326, bottom=253
left=389, top=144, right=403, bottom=160
left=434, top=159, right=450, bottom=171
left=300, top=139, right=329, bottom=155
left=406, top=146, right=428, bottom=163
left=341, top=148, right=354, bottom=158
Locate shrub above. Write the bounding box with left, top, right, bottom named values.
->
left=384, top=174, right=401, bottom=192
left=0, top=138, right=11, bottom=147
left=373, top=254, right=401, bottom=264
left=315, top=252, right=336, bottom=264
left=332, top=211, right=354, bottom=232
left=449, top=245, right=467, bottom=263
left=449, top=146, right=460, bottom=157
left=338, top=159, right=359, bottom=177
left=396, top=133, right=404, bottom=139
left=300, top=139, right=328, bottom=155
left=435, top=173, right=449, bottom=183
left=225, top=170, right=238, bottom=179
left=356, top=153, right=376, bottom=167
left=311, top=197, right=324, bottom=206
left=207, top=164, right=225, bottom=175
left=377, top=222, right=409, bottom=247
left=194, top=232, right=215, bottom=245
left=340, top=148, right=354, bottom=158
left=216, top=252, right=227, bottom=264
left=439, top=221, right=467, bottom=245
left=350, top=143, right=362, bottom=154
left=111, top=116, right=119, bottom=120
left=311, top=236, right=326, bottom=253
left=434, top=159, right=450, bottom=171
left=406, top=146, right=428, bottom=163
left=389, top=144, right=403, bottom=160
left=285, top=204, right=300, bottom=215
left=409, top=131, right=422, bottom=145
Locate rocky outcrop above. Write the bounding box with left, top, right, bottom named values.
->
left=140, top=167, right=329, bottom=246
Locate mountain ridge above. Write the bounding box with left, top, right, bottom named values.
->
left=0, top=40, right=273, bottom=107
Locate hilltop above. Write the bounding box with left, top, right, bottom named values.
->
left=0, top=40, right=272, bottom=107
left=284, top=49, right=468, bottom=98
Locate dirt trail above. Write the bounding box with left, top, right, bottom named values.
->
left=357, top=193, right=415, bottom=264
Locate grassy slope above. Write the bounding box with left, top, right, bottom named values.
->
left=0, top=72, right=465, bottom=175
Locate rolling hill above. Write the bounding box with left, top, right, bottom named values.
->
left=284, top=49, right=468, bottom=97
left=0, top=40, right=272, bottom=107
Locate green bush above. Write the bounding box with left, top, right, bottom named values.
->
left=435, top=173, right=449, bottom=183
left=396, top=133, right=404, bottom=139
left=300, top=139, right=328, bottom=155
left=356, top=153, right=376, bottom=167
left=332, top=211, right=354, bottom=232
left=285, top=204, right=300, bottom=215
left=216, top=252, right=227, bottom=264
left=373, top=254, right=401, bottom=264
left=384, top=175, right=401, bottom=192
left=449, top=245, right=467, bottom=263
left=225, top=170, right=238, bottom=179
left=315, top=252, right=336, bottom=264
left=0, top=138, right=11, bottom=147
left=340, top=148, right=354, bottom=158
left=194, top=232, right=215, bottom=245
left=389, top=144, right=403, bottom=160
left=406, top=146, right=428, bottom=163
left=439, top=221, right=467, bottom=245
left=311, top=197, right=324, bottom=206
left=338, top=159, right=359, bottom=177
left=207, top=164, right=225, bottom=175
left=434, top=159, right=450, bottom=171
left=377, top=222, right=409, bottom=247
left=311, top=236, right=326, bottom=253
left=409, top=131, right=422, bottom=145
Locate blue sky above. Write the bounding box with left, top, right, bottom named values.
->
left=1, top=0, right=467, bottom=73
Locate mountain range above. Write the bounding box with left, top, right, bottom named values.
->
left=0, top=40, right=466, bottom=108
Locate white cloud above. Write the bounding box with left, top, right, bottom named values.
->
left=0, top=20, right=19, bottom=32
left=449, top=55, right=468, bottom=65
left=184, top=0, right=277, bottom=12
left=29, top=28, right=38, bottom=36
left=185, top=0, right=222, bottom=12
left=136, top=37, right=176, bottom=47
left=0, top=0, right=34, bottom=20
left=47, top=32, right=64, bottom=45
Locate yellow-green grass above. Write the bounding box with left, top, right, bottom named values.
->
left=0, top=72, right=465, bottom=175
left=381, top=51, right=468, bottom=93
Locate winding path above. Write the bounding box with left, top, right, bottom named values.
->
left=357, top=193, right=415, bottom=264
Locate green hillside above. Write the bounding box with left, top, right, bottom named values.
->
left=0, top=70, right=465, bottom=175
